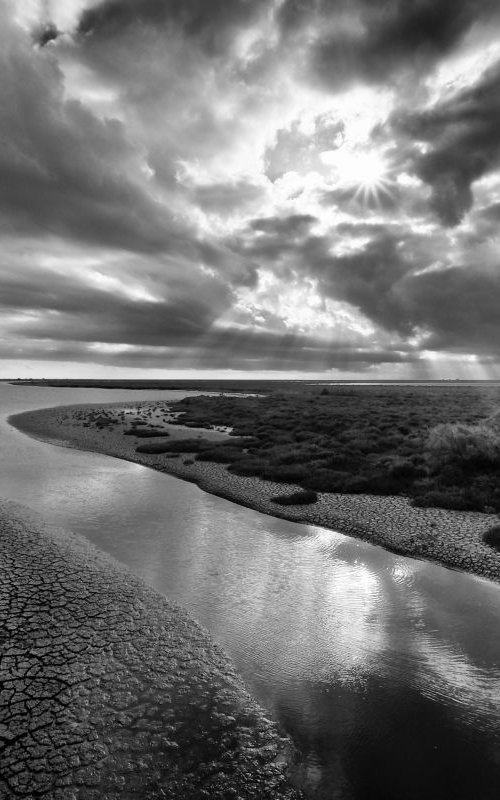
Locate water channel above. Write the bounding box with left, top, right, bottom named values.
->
left=2, top=382, right=500, bottom=799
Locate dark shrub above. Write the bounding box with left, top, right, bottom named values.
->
left=342, top=475, right=370, bottom=492
left=303, top=469, right=351, bottom=492
left=348, top=437, right=377, bottom=453
left=294, top=431, right=317, bottom=442
left=435, top=463, right=466, bottom=485
left=135, top=442, right=174, bottom=454
left=412, top=490, right=477, bottom=511
left=425, top=422, right=500, bottom=469
left=262, top=464, right=309, bottom=483
left=271, top=490, right=318, bottom=506
left=323, top=453, right=362, bottom=471
left=163, top=438, right=210, bottom=453
left=388, top=459, right=425, bottom=481
left=196, top=447, right=244, bottom=463
left=125, top=428, right=169, bottom=438
left=136, top=438, right=209, bottom=454
left=483, top=526, right=500, bottom=552
left=228, top=458, right=268, bottom=476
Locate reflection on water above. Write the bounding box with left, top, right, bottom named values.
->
left=1, top=383, right=500, bottom=799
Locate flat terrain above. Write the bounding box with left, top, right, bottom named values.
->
left=0, top=500, right=302, bottom=800
left=10, top=386, right=500, bottom=583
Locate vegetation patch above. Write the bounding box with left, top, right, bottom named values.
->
left=124, top=428, right=170, bottom=438
left=271, top=490, right=318, bottom=506
left=163, top=385, right=500, bottom=513
left=135, top=442, right=176, bottom=454
left=482, top=526, right=500, bottom=553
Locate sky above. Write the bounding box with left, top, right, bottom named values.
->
left=2, top=0, right=500, bottom=380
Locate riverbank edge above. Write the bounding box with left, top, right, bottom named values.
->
left=0, top=498, right=303, bottom=799
left=9, top=402, right=500, bottom=584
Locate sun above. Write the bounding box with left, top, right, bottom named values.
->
left=350, top=151, right=395, bottom=206
left=322, top=147, right=395, bottom=206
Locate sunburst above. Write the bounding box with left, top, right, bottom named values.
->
left=350, top=151, right=395, bottom=207
left=323, top=146, right=396, bottom=207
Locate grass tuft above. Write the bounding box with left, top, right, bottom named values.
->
left=271, top=490, right=318, bottom=506
left=483, top=526, right=500, bottom=552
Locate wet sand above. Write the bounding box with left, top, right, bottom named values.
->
left=9, top=401, right=500, bottom=584
left=0, top=499, right=303, bottom=799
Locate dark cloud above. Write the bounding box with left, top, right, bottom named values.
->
left=400, top=264, right=500, bottom=354
left=0, top=16, right=196, bottom=255
left=0, top=11, right=260, bottom=311
left=394, top=60, right=500, bottom=225
left=189, top=332, right=417, bottom=372
left=335, top=222, right=389, bottom=237
left=0, top=253, right=231, bottom=350
left=64, top=4, right=273, bottom=202
left=233, top=223, right=419, bottom=332
left=6, top=284, right=221, bottom=350
left=2, top=1, right=500, bottom=377
left=310, top=233, right=500, bottom=356
left=279, top=0, right=499, bottom=88
left=0, top=328, right=416, bottom=374
left=0, top=233, right=418, bottom=373
left=307, top=232, right=415, bottom=333
left=480, top=201, right=500, bottom=222
left=192, top=180, right=265, bottom=213
left=15, top=301, right=214, bottom=348
left=77, top=0, right=268, bottom=53
left=234, top=215, right=319, bottom=266
left=250, top=214, right=317, bottom=237
left=236, top=216, right=500, bottom=357
left=33, top=23, right=60, bottom=47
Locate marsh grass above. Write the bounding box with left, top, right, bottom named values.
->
left=271, top=490, right=318, bottom=506
left=146, top=386, right=500, bottom=512
left=426, top=423, right=500, bottom=469
left=483, top=526, right=500, bottom=552
left=125, top=428, right=170, bottom=438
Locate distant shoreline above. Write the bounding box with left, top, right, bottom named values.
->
left=9, top=400, right=500, bottom=584
left=8, top=378, right=500, bottom=388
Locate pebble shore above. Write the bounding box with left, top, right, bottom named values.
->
left=10, top=401, right=500, bottom=584
left=0, top=499, right=303, bottom=800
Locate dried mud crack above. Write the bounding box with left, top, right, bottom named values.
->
left=0, top=500, right=303, bottom=800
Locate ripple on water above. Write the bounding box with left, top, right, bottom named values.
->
left=413, top=633, right=500, bottom=733
left=389, top=559, right=416, bottom=588
left=4, top=384, right=500, bottom=800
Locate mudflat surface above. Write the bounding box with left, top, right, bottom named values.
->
left=10, top=401, right=500, bottom=584
left=0, top=500, right=302, bottom=800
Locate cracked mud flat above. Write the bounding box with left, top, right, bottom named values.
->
left=0, top=500, right=303, bottom=800
left=9, top=401, right=500, bottom=585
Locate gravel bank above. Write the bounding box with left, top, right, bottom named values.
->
left=0, top=500, right=303, bottom=799
left=10, top=401, right=500, bottom=584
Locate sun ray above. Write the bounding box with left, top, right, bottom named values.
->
left=322, top=146, right=397, bottom=208
left=350, top=151, right=396, bottom=207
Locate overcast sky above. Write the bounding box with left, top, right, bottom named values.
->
left=2, top=0, right=500, bottom=379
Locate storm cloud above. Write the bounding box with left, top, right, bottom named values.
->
left=395, top=60, right=500, bottom=225
left=279, top=0, right=500, bottom=87
left=1, top=0, right=500, bottom=378
left=77, top=0, right=269, bottom=53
